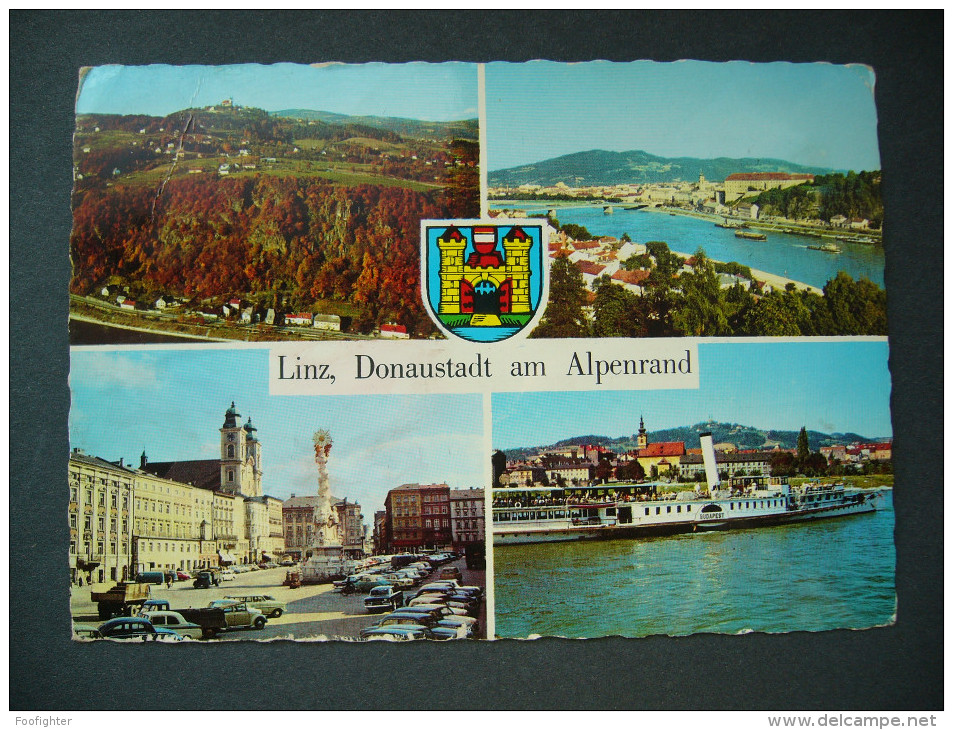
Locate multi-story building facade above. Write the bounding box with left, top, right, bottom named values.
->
left=68, top=451, right=135, bottom=585
left=724, top=172, right=814, bottom=203
left=543, top=461, right=593, bottom=485
left=70, top=402, right=284, bottom=581
left=449, top=488, right=484, bottom=551
left=419, top=483, right=452, bottom=548
left=385, top=484, right=422, bottom=551
left=281, top=495, right=366, bottom=560
left=132, top=468, right=214, bottom=574
left=372, top=510, right=387, bottom=555
left=384, top=483, right=452, bottom=552
left=677, top=451, right=772, bottom=481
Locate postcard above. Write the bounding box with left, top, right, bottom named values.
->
left=68, top=60, right=892, bottom=643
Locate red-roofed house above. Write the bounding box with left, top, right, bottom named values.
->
left=575, top=260, right=607, bottom=277
left=611, top=269, right=651, bottom=291
left=284, top=313, right=314, bottom=327
left=631, top=415, right=685, bottom=477
left=380, top=323, right=409, bottom=339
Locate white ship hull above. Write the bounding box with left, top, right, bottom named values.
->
left=493, top=487, right=882, bottom=546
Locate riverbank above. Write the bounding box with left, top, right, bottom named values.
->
left=647, top=205, right=882, bottom=245
left=492, top=199, right=882, bottom=246
left=664, top=248, right=824, bottom=295
left=70, top=312, right=231, bottom=343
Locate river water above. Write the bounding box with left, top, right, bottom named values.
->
left=505, top=205, right=885, bottom=289
left=493, top=493, right=895, bottom=638
left=70, top=318, right=207, bottom=345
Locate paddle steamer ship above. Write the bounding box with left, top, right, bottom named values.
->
left=493, top=433, right=885, bottom=545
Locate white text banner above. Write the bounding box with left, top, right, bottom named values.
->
left=269, top=339, right=699, bottom=395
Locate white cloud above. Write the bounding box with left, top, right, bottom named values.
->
left=69, top=351, right=161, bottom=392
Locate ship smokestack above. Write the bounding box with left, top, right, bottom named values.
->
left=699, top=432, right=720, bottom=491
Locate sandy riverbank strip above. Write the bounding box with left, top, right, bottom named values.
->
left=665, top=249, right=823, bottom=295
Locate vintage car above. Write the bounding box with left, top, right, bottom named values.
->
left=359, top=626, right=431, bottom=642
left=193, top=571, right=220, bottom=589
left=224, top=594, right=286, bottom=618
left=364, top=586, right=405, bottom=613
left=96, top=617, right=185, bottom=642
left=365, top=615, right=460, bottom=640
left=207, top=600, right=267, bottom=629
left=140, top=610, right=204, bottom=640
left=339, top=576, right=393, bottom=594
left=438, top=566, right=463, bottom=583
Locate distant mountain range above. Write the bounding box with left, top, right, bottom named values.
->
left=488, top=149, right=834, bottom=187
left=271, top=109, right=478, bottom=141
left=502, top=421, right=883, bottom=460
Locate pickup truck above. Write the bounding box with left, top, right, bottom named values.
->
left=91, top=582, right=152, bottom=620
left=192, top=570, right=221, bottom=589
left=176, top=606, right=229, bottom=639
left=364, top=585, right=405, bottom=613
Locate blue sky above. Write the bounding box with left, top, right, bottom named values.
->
left=493, top=341, right=892, bottom=450
left=486, top=60, right=881, bottom=172
left=76, top=63, right=478, bottom=120
left=69, top=348, right=483, bottom=515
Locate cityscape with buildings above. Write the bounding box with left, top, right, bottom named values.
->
left=496, top=414, right=893, bottom=491
left=68, top=347, right=487, bottom=641
left=69, top=400, right=486, bottom=641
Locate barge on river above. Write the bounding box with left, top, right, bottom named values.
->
left=734, top=229, right=767, bottom=241
left=493, top=433, right=884, bottom=546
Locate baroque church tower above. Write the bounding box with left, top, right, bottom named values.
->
left=636, top=415, right=648, bottom=451
left=220, top=402, right=263, bottom=497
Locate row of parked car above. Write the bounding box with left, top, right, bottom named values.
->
left=134, top=559, right=293, bottom=589
left=76, top=594, right=289, bottom=641
left=337, top=554, right=464, bottom=597
left=359, top=579, right=484, bottom=641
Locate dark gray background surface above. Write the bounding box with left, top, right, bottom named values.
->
left=10, top=10, right=942, bottom=710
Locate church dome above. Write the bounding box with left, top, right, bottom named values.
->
left=244, top=416, right=258, bottom=441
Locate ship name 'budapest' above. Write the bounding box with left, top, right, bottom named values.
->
left=566, top=349, right=693, bottom=385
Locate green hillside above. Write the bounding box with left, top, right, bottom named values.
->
left=489, top=149, right=833, bottom=187
left=271, top=109, right=478, bottom=141
left=503, top=421, right=882, bottom=460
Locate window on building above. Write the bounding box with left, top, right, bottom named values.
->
left=69, top=541, right=76, bottom=555
left=70, top=487, right=78, bottom=502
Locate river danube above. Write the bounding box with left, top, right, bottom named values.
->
left=502, top=205, right=885, bottom=289
left=494, top=493, right=895, bottom=638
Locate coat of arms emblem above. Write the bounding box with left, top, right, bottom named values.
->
left=421, top=219, right=549, bottom=343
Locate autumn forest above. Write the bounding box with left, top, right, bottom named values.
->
left=70, top=106, right=479, bottom=338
